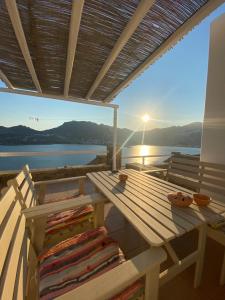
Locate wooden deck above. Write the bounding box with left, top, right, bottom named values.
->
left=44, top=179, right=225, bottom=300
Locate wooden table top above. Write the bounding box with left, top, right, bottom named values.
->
left=87, top=169, right=225, bottom=247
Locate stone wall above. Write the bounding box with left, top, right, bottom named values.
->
left=0, top=164, right=109, bottom=190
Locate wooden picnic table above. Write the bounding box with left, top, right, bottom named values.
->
left=87, top=169, right=225, bottom=287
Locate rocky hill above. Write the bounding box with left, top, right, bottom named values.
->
left=0, top=121, right=202, bottom=147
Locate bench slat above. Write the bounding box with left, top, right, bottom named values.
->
left=0, top=216, right=26, bottom=299
left=0, top=200, right=21, bottom=276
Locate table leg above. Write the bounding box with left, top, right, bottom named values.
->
left=164, top=242, right=179, bottom=264
left=194, top=224, right=207, bottom=288
left=220, top=251, right=225, bottom=285
left=145, top=264, right=160, bottom=300
left=94, top=202, right=104, bottom=228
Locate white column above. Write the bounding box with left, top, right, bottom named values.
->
left=112, top=107, right=118, bottom=171
left=201, top=14, right=225, bottom=164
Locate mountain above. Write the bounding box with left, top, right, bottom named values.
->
left=130, top=122, right=202, bottom=147
left=0, top=121, right=202, bottom=147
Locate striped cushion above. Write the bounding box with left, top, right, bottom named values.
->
left=43, top=192, right=81, bottom=204
left=111, top=280, right=144, bottom=300
left=45, top=204, right=94, bottom=235
left=39, top=227, right=125, bottom=300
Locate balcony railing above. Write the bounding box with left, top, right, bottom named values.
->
left=0, top=149, right=106, bottom=157
left=122, top=154, right=170, bottom=166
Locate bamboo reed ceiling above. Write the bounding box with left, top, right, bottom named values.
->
left=0, top=0, right=223, bottom=103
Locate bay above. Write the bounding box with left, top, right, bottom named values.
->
left=0, top=144, right=200, bottom=171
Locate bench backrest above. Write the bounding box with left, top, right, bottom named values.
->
left=0, top=185, right=28, bottom=299
left=167, top=154, right=200, bottom=191
left=167, top=154, right=225, bottom=202
left=199, top=161, right=225, bottom=202
left=7, top=165, right=37, bottom=209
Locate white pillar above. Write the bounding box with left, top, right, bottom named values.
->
left=112, top=107, right=118, bottom=171
left=201, top=14, right=225, bottom=164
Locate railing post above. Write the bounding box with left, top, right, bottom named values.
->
left=107, top=144, right=121, bottom=170
left=112, top=107, right=118, bottom=171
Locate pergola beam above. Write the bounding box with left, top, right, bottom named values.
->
left=0, top=70, right=14, bottom=89
left=104, top=0, right=224, bottom=102
left=5, top=0, right=42, bottom=93
left=0, top=88, right=118, bottom=109
left=64, top=0, right=84, bottom=97
left=86, top=0, right=155, bottom=99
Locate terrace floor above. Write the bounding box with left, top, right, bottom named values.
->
left=44, top=179, right=225, bottom=300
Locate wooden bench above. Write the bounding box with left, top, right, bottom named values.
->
left=5, top=165, right=95, bottom=250
left=10, top=164, right=86, bottom=205
left=165, top=154, right=225, bottom=284
left=166, top=153, right=200, bottom=191
left=0, top=184, right=166, bottom=300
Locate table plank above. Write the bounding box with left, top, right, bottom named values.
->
left=127, top=169, right=225, bottom=212
left=87, top=173, right=164, bottom=246
left=88, top=169, right=223, bottom=248
left=98, top=172, right=184, bottom=237
left=124, top=169, right=223, bottom=223
left=94, top=172, right=174, bottom=241
left=102, top=171, right=199, bottom=230
left=118, top=171, right=202, bottom=225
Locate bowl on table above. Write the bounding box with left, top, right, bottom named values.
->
left=167, top=192, right=193, bottom=207
left=193, top=193, right=211, bottom=206
left=119, top=173, right=128, bottom=183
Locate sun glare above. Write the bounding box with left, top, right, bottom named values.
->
left=142, top=114, right=150, bottom=123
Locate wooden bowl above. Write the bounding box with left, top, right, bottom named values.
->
left=119, top=173, right=128, bottom=183
left=193, top=193, right=210, bottom=206
left=167, top=192, right=193, bottom=207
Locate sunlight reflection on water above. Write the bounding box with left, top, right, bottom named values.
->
left=122, top=145, right=200, bottom=166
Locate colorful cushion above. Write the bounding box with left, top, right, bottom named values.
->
left=43, top=192, right=81, bottom=204
left=39, top=227, right=125, bottom=300
left=45, top=204, right=94, bottom=235
left=111, top=280, right=144, bottom=300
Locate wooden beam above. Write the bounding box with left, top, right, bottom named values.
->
left=0, top=70, right=14, bottom=89
left=64, top=0, right=84, bottom=97
left=0, top=87, right=118, bottom=108
left=5, top=0, right=42, bottom=93
left=104, top=0, right=224, bottom=102
left=23, top=193, right=106, bottom=219
left=86, top=0, right=155, bottom=99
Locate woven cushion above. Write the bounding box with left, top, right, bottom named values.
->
left=45, top=204, right=94, bottom=235
left=42, top=192, right=81, bottom=204
left=111, top=280, right=144, bottom=300
left=39, top=227, right=125, bottom=300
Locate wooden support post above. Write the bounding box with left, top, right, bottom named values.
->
left=165, top=243, right=179, bottom=264
left=31, top=216, right=47, bottom=254
left=79, top=178, right=85, bottom=195
left=220, top=251, right=225, bottom=285
left=27, top=243, right=39, bottom=300
left=145, top=265, right=160, bottom=300
left=38, top=184, right=46, bottom=204
left=194, top=224, right=207, bottom=288
left=94, top=202, right=105, bottom=228
left=107, top=144, right=121, bottom=170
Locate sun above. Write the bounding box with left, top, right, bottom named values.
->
left=142, top=114, right=151, bottom=123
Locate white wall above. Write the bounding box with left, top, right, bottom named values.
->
left=201, top=14, right=225, bottom=164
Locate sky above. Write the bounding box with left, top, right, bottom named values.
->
left=1, top=3, right=225, bottom=131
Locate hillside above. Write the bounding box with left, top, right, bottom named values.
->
left=0, top=121, right=202, bottom=147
